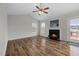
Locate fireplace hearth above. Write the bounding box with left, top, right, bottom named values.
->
left=49, top=30, right=60, bottom=40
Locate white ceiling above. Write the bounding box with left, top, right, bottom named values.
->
left=7, top=3, right=79, bottom=20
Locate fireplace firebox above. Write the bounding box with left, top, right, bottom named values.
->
left=49, top=30, right=60, bottom=40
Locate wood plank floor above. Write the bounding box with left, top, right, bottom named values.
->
left=5, top=36, right=79, bottom=56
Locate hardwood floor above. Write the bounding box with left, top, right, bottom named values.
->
left=5, top=36, right=79, bottom=56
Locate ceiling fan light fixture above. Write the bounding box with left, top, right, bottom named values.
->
left=33, top=3, right=49, bottom=15
left=38, top=11, right=43, bottom=15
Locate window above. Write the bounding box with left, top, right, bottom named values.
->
left=70, top=18, right=79, bottom=40
left=32, top=23, right=37, bottom=33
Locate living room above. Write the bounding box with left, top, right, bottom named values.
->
left=0, top=3, right=79, bottom=56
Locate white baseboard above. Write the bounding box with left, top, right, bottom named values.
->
left=8, top=35, right=33, bottom=40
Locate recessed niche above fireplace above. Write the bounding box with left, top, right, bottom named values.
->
left=50, top=19, right=59, bottom=28
left=49, top=30, right=60, bottom=40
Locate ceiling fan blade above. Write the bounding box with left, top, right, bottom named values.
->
left=35, top=6, right=40, bottom=10
left=44, top=7, right=49, bottom=10
left=43, top=11, right=48, bottom=14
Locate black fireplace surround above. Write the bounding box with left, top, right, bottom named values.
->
left=49, top=30, right=60, bottom=40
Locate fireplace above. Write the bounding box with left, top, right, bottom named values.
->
left=49, top=30, right=60, bottom=40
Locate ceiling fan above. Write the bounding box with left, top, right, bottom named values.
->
left=33, top=3, right=49, bottom=15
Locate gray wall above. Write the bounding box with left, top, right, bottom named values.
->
left=0, top=4, right=8, bottom=56
left=8, top=15, right=38, bottom=40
